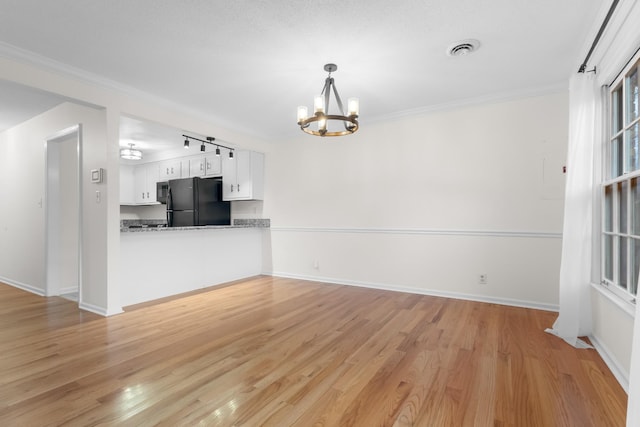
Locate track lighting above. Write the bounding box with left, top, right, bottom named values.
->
left=181, top=134, right=235, bottom=157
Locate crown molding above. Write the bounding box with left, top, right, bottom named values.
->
left=365, top=82, right=568, bottom=125
left=0, top=41, right=266, bottom=140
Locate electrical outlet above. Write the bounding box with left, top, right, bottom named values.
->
left=313, top=259, right=319, bottom=269
left=478, top=274, right=488, bottom=285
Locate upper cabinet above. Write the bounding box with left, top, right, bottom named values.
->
left=158, top=159, right=182, bottom=180
left=120, top=149, right=263, bottom=205
left=120, top=164, right=136, bottom=205
left=222, top=150, right=264, bottom=201
left=134, top=163, right=159, bottom=205
left=188, top=154, right=221, bottom=178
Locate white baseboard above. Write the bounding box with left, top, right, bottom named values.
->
left=589, top=334, right=630, bottom=393
left=79, top=301, right=123, bottom=317
left=0, top=276, right=45, bottom=296
left=58, top=286, right=78, bottom=295
left=268, top=271, right=559, bottom=312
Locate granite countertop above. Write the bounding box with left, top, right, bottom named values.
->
left=121, top=218, right=270, bottom=232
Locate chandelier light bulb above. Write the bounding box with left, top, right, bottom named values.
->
left=318, top=117, right=327, bottom=132
left=314, top=95, right=324, bottom=114
left=297, top=106, right=308, bottom=122
left=347, top=98, right=359, bottom=116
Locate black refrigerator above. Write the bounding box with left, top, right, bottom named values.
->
left=167, top=177, right=231, bottom=227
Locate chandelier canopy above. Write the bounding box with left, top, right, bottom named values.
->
left=297, top=64, right=359, bottom=137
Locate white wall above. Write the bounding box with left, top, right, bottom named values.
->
left=0, top=102, right=109, bottom=311
left=120, top=228, right=263, bottom=307
left=264, top=92, right=568, bottom=308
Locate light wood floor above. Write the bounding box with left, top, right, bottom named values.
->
left=0, top=276, right=627, bottom=426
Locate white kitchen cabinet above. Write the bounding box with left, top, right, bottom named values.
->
left=205, top=155, right=222, bottom=176
left=189, top=156, right=206, bottom=177
left=158, top=159, right=182, bottom=180
left=222, top=150, right=264, bottom=201
left=189, top=154, right=222, bottom=178
left=119, top=164, right=136, bottom=205
left=134, top=163, right=159, bottom=204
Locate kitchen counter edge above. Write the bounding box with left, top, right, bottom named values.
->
left=120, top=219, right=270, bottom=232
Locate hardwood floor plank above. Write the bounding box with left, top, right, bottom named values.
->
left=0, top=277, right=628, bottom=426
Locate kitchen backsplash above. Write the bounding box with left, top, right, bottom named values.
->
left=120, top=204, right=166, bottom=220
left=120, top=200, right=264, bottom=221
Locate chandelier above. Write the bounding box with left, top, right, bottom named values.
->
left=297, top=63, right=359, bottom=137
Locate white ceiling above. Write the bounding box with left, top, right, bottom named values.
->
left=0, top=0, right=605, bottom=148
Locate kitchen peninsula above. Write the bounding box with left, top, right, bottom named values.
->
left=119, top=134, right=267, bottom=308
left=120, top=219, right=269, bottom=307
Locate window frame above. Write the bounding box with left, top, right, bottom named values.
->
left=601, top=52, right=640, bottom=304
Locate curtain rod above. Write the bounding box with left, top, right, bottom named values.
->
left=578, top=0, right=620, bottom=73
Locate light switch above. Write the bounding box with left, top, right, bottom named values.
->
left=96, top=190, right=101, bottom=204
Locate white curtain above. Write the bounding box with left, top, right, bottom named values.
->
left=545, top=72, right=599, bottom=348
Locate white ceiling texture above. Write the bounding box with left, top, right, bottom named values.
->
left=0, top=0, right=604, bottom=152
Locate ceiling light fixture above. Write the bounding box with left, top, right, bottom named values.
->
left=182, top=134, right=235, bottom=157
left=297, top=63, right=359, bottom=137
left=120, top=143, right=143, bottom=160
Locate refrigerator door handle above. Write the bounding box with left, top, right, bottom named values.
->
left=167, top=187, right=173, bottom=227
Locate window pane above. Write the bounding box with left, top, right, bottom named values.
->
left=605, top=234, right=613, bottom=281
left=626, top=122, right=640, bottom=173
left=613, top=85, right=623, bottom=134
left=632, top=238, right=640, bottom=296
left=619, top=181, right=628, bottom=234
left=619, top=236, right=628, bottom=290
left=626, top=65, right=639, bottom=124
left=611, top=136, right=623, bottom=178
left=633, top=178, right=640, bottom=235
left=605, top=184, right=613, bottom=232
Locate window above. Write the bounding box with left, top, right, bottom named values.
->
left=603, top=55, right=640, bottom=301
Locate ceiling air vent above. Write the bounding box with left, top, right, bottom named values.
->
left=447, top=39, right=480, bottom=57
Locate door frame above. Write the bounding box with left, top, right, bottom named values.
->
left=44, top=124, right=83, bottom=302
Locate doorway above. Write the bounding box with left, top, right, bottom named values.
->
left=45, top=125, right=82, bottom=302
